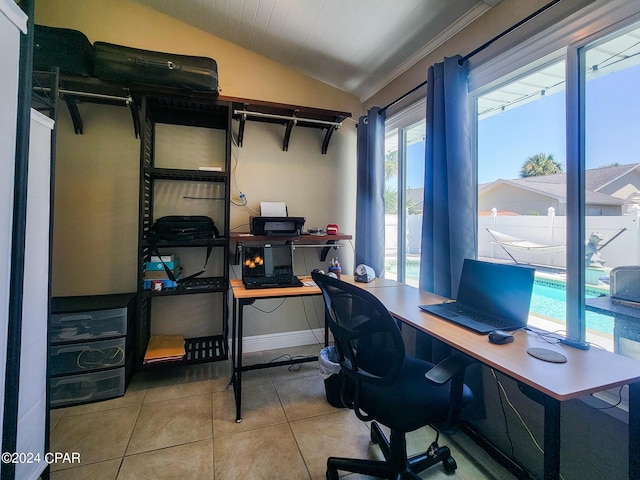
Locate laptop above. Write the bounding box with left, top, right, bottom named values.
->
left=419, top=259, right=535, bottom=334
left=242, top=244, right=303, bottom=289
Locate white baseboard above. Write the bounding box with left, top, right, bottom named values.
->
left=233, top=328, right=327, bottom=353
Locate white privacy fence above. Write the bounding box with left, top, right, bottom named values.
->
left=387, top=207, right=640, bottom=270
left=479, top=206, right=640, bottom=269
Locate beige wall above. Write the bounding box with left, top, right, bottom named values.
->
left=35, top=0, right=361, bottom=111
left=36, top=0, right=360, bottom=303
left=363, top=0, right=566, bottom=111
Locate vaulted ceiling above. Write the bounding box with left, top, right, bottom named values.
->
left=132, top=0, right=503, bottom=101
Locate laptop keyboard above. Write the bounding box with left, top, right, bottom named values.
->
left=243, top=275, right=302, bottom=289
left=445, top=304, right=512, bottom=329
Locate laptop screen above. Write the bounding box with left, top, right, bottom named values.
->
left=456, top=259, right=535, bottom=324
left=242, top=245, right=294, bottom=280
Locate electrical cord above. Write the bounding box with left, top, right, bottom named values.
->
left=590, top=385, right=624, bottom=410
left=492, top=368, right=516, bottom=460
left=250, top=298, right=287, bottom=314
left=76, top=346, right=125, bottom=369
left=229, top=134, right=261, bottom=214
left=491, top=368, right=544, bottom=455
left=299, top=294, right=325, bottom=346
left=523, top=327, right=606, bottom=350
left=267, top=353, right=317, bottom=372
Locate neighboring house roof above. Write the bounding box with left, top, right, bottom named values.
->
left=480, top=163, right=640, bottom=206
left=586, top=163, right=640, bottom=192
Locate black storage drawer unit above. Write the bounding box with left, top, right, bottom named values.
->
left=50, top=293, right=135, bottom=407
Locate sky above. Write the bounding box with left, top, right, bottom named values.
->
left=390, top=62, right=640, bottom=189
left=477, top=63, right=640, bottom=184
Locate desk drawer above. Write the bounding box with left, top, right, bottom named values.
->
left=50, top=368, right=125, bottom=408
left=50, top=337, right=125, bottom=375
left=51, top=307, right=127, bottom=344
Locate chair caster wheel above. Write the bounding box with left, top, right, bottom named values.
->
left=443, top=456, right=457, bottom=473
left=326, top=468, right=339, bottom=480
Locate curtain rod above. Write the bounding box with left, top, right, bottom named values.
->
left=379, top=0, right=565, bottom=115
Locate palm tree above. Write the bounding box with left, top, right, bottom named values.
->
left=385, top=150, right=398, bottom=179
left=384, top=150, right=399, bottom=214
left=520, top=153, right=563, bottom=177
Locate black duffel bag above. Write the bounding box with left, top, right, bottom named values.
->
left=148, top=216, right=219, bottom=283
left=150, top=215, right=219, bottom=241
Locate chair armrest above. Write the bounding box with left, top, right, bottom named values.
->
left=424, top=353, right=475, bottom=384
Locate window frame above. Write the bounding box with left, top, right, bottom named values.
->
left=385, top=99, right=426, bottom=284
left=469, top=0, right=640, bottom=341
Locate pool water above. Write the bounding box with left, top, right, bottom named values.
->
left=530, top=283, right=613, bottom=335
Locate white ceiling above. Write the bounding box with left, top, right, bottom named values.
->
left=132, top=0, right=503, bottom=101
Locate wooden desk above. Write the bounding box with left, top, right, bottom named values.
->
left=229, top=277, right=324, bottom=422
left=365, top=283, right=640, bottom=480
left=228, top=275, right=394, bottom=422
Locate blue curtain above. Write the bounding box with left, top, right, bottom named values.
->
left=419, top=56, right=476, bottom=298
left=355, top=107, right=386, bottom=277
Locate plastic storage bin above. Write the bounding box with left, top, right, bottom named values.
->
left=49, top=368, right=125, bottom=407
left=49, top=337, right=126, bottom=375
left=50, top=307, right=127, bottom=344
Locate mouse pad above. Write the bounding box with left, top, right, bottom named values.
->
left=527, top=347, right=567, bottom=363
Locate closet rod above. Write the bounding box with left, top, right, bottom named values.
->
left=291, top=244, right=344, bottom=249
left=33, top=86, right=133, bottom=104
left=379, top=0, right=565, bottom=115
left=234, top=109, right=342, bottom=128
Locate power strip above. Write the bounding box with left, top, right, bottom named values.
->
left=558, top=338, right=590, bottom=350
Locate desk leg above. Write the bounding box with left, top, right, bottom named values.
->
left=234, top=299, right=249, bottom=423
left=230, top=297, right=237, bottom=384
left=630, top=382, right=640, bottom=480
left=543, top=397, right=561, bottom=480
left=519, top=383, right=560, bottom=480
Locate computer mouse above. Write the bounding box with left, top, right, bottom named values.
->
left=488, top=330, right=514, bottom=345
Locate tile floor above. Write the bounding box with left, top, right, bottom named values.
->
left=49, top=344, right=516, bottom=480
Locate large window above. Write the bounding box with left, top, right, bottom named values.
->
left=472, top=6, right=640, bottom=357
left=476, top=59, right=569, bottom=335
left=384, top=102, right=425, bottom=286
left=579, top=23, right=640, bottom=352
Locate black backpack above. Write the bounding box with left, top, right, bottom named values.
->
left=148, top=216, right=219, bottom=283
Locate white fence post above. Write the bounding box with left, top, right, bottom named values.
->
left=632, top=205, right=640, bottom=264
left=547, top=207, right=556, bottom=245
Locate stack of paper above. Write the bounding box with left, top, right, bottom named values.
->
left=143, top=335, right=185, bottom=364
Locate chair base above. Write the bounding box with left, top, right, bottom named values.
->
left=326, top=421, right=457, bottom=480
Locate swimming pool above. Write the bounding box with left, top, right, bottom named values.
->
left=530, top=282, right=613, bottom=335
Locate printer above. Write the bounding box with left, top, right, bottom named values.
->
left=250, top=216, right=306, bottom=236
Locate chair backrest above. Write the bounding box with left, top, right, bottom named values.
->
left=312, top=272, right=405, bottom=386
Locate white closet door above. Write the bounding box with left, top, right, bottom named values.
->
left=15, top=110, right=54, bottom=480
left=0, top=0, right=27, bottom=459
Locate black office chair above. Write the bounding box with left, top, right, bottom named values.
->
left=312, top=272, right=474, bottom=480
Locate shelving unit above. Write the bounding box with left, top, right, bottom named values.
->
left=136, top=93, right=232, bottom=367
left=30, top=72, right=352, bottom=371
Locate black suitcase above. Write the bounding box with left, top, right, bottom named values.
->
left=93, top=42, right=219, bottom=93
left=33, top=24, right=94, bottom=76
